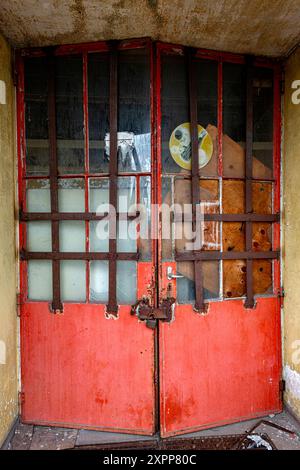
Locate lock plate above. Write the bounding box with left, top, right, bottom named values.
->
left=131, top=297, right=175, bottom=328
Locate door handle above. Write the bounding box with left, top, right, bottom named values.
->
left=167, top=266, right=184, bottom=281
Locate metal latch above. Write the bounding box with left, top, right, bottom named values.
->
left=131, top=297, right=175, bottom=329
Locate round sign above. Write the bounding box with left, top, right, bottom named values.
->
left=169, top=122, right=213, bottom=170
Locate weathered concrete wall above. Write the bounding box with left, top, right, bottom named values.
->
left=283, top=46, right=300, bottom=420
left=0, top=0, right=300, bottom=57
left=0, top=33, right=18, bottom=446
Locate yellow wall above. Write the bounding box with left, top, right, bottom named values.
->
left=283, top=46, right=300, bottom=420
left=0, top=33, right=18, bottom=446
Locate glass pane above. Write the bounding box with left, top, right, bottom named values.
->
left=28, top=260, right=52, bottom=301
left=223, top=63, right=246, bottom=178
left=24, top=57, right=49, bottom=176
left=139, top=176, right=151, bottom=260
left=27, top=221, right=52, bottom=252
left=59, top=221, right=85, bottom=252
left=117, top=177, right=137, bottom=252
left=253, top=67, right=273, bottom=179
left=89, top=178, right=109, bottom=211
left=60, top=260, right=86, bottom=301
left=90, top=261, right=108, bottom=302
left=177, top=261, right=219, bottom=303
left=162, top=176, right=173, bottom=260
left=56, top=55, right=84, bottom=174
left=196, top=60, right=218, bottom=177
left=161, top=54, right=189, bottom=174
left=26, top=179, right=50, bottom=212
left=223, top=260, right=246, bottom=298
left=117, top=261, right=137, bottom=304
left=117, top=49, right=150, bottom=172
left=89, top=178, right=109, bottom=252
left=253, top=182, right=272, bottom=214
left=88, top=53, right=109, bottom=173
left=58, top=178, right=85, bottom=212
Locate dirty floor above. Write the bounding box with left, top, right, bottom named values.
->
left=4, top=409, right=300, bottom=450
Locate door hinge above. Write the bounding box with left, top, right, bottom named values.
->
left=277, top=287, right=284, bottom=307
left=279, top=379, right=286, bottom=401
left=16, top=293, right=22, bottom=317
left=18, top=391, right=25, bottom=408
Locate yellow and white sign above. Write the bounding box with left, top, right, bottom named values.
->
left=169, top=122, right=213, bottom=170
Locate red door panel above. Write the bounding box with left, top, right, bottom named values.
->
left=21, top=302, right=155, bottom=434
left=159, top=298, right=281, bottom=437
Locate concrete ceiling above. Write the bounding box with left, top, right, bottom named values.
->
left=0, top=0, right=299, bottom=57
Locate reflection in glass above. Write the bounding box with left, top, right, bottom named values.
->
left=223, top=63, right=246, bottom=178
left=56, top=55, right=84, bottom=174
left=177, top=261, right=219, bottom=303
left=117, top=49, right=150, bottom=172
left=88, top=53, right=109, bottom=173
left=24, top=57, right=49, bottom=176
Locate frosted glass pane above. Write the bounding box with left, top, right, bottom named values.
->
left=60, top=260, right=86, bottom=301
left=26, top=180, right=50, bottom=212
left=28, top=260, right=52, bottom=301
left=89, top=178, right=109, bottom=212
left=59, top=221, right=85, bottom=252
left=58, top=178, right=85, bottom=212
left=27, top=221, right=52, bottom=251
left=90, top=221, right=109, bottom=252
left=117, top=177, right=136, bottom=211
left=90, top=261, right=108, bottom=302
left=117, top=261, right=136, bottom=304
left=140, top=176, right=151, bottom=260
left=117, top=220, right=137, bottom=252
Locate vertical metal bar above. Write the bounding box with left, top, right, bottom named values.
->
left=83, top=52, right=90, bottom=302
left=244, top=56, right=254, bottom=308
left=106, top=41, right=119, bottom=315
left=47, top=50, right=63, bottom=312
left=188, top=48, right=205, bottom=312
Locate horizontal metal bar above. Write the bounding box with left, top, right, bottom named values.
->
left=175, top=250, right=280, bottom=261
left=20, top=250, right=139, bottom=261
left=173, top=213, right=279, bottom=223
left=20, top=211, right=140, bottom=221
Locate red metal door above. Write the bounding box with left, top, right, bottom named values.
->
left=156, top=43, right=282, bottom=437
left=18, top=40, right=157, bottom=434
left=17, top=39, right=282, bottom=437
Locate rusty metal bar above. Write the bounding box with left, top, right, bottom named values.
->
left=172, top=213, right=279, bottom=223
left=47, top=50, right=63, bottom=312
left=175, top=250, right=279, bottom=261
left=20, top=211, right=140, bottom=221
left=20, top=250, right=139, bottom=261
left=245, top=57, right=254, bottom=308
left=188, top=47, right=205, bottom=312
left=107, top=41, right=119, bottom=315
